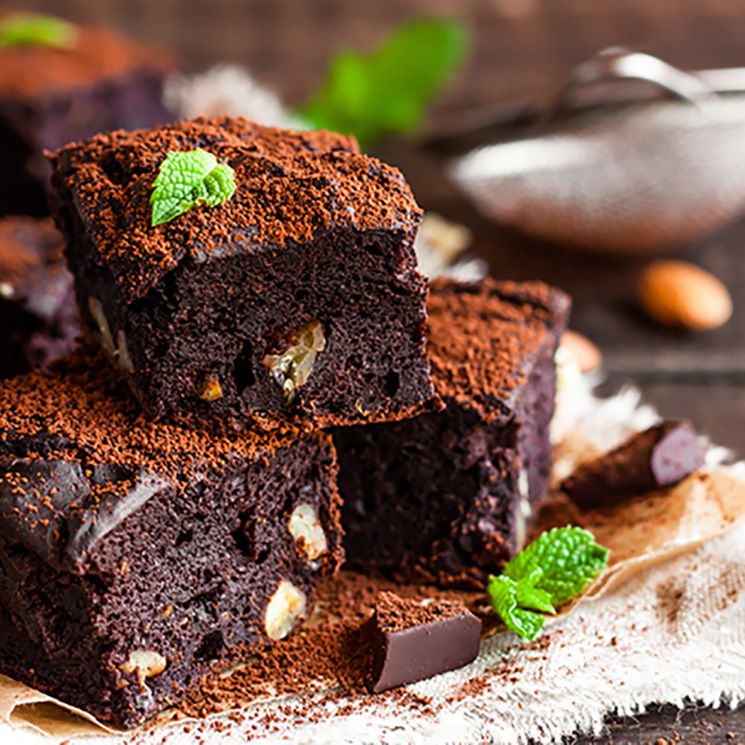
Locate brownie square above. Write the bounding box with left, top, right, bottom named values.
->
left=0, top=353, right=343, bottom=727
left=49, top=116, right=438, bottom=432
left=334, top=278, right=570, bottom=589
left=0, top=216, right=78, bottom=377
left=0, top=9, right=172, bottom=217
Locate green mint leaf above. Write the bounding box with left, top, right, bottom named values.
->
left=504, top=526, right=609, bottom=607
left=515, top=569, right=556, bottom=614
left=486, top=527, right=608, bottom=642
left=487, top=575, right=545, bottom=642
left=150, top=150, right=236, bottom=227
left=0, top=13, right=77, bottom=49
left=296, top=18, right=468, bottom=147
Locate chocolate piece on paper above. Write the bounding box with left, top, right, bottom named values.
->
left=366, top=592, right=481, bottom=694
left=561, top=420, right=705, bottom=509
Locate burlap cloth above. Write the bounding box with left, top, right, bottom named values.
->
left=1, top=68, right=743, bottom=743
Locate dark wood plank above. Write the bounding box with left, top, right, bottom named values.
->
left=601, top=379, right=745, bottom=455
left=572, top=702, right=745, bottom=745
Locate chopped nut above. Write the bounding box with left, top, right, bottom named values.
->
left=288, top=503, right=327, bottom=561
left=87, top=297, right=115, bottom=355
left=262, top=321, right=326, bottom=402
left=120, top=650, right=167, bottom=681
left=163, top=605, right=174, bottom=620
left=199, top=377, right=224, bottom=401
left=116, top=331, right=134, bottom=373
left=264, top=579, right=307, bottom=640
left=354, top=400, right=370, bottom=417
left=638, top=260, right=732, bottom=332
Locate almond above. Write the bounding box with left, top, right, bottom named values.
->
left=560, top=330, right=602, bottom=373
left=638, top=260, right=732, bottom=332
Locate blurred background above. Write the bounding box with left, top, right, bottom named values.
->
left=10, top=0, right=745, bottom=449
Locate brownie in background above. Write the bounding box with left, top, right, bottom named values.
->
left=335, top=278, right=570, bottom=589
left=0, top=216, right=78, bottom=377
left=0, top=9, right=173, bottom=216
left=0, top=353, right=343, bottom=726
left=49, top=116, right=439, bottom=433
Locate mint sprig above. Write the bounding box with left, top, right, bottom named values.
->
left=297, top=18, right=467, bottom=147
left=487, top=526, right=609, bottom=642
left=0, top=13, right=77, bottom=50
left=150, top=149, right=236, bottom=227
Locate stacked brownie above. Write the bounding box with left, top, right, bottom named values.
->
left=335, top=278, right=570, bottom=588
left=0, top=353, right=343, bottom=726
left=0, top=116, right=440, bottom=726
left=0, top=8, right=173, bottom=216
left=0, top=110, right=569, bottom=725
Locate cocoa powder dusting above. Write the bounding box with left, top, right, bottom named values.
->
left=174, top=572, right=482, bottom=722
left=50, top=116, right=422, bottom=303
left=427, top=278, right=570, bottom=422
left=374, top=590, right=471, bottom=633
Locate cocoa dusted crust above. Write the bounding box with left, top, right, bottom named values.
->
left=0, top=353, right=343, bottom=727
left=49, top=116, right=439, bottom=433
left=334, top=278, right=570, bottom=589
left=0, top=9, right=173, bottom=217
left=0, top=216, right=78, bottom=377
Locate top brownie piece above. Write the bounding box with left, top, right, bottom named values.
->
left=49, top=116, right=439, bottom=432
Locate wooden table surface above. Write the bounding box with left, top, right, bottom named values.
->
left=17, top=1, right=745, bottom=741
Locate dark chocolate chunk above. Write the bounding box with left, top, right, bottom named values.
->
left=0, top=352, right=344, bottom=727
left=562, top=420, right=705, bottom=509
left=48, top=117, right=439, bottom=433
left=335, top=278, right=570, bottom=589
left=366, top=592, right=481, bottom=694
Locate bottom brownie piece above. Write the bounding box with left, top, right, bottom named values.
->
left=0, top=216, right=78, bottom=378
left=0, top=354, right=342, bottom=727
left=334, top=278, right=570, bottom=589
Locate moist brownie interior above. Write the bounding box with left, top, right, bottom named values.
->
left=49, top=116, right=439, bottom=432
left=335, top=278, right=570, bottom=588
left=0, top=352, right=343, bottom=726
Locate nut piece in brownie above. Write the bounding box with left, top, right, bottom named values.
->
left=0, top=354, right=343, bottom=727
left=49, top=116, right=438, bottom=432
left=335, top=278, right=570, bottom=589
left=0, top=216, right=78, bottom=378
left=0, top=9, right=173, bottom=217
